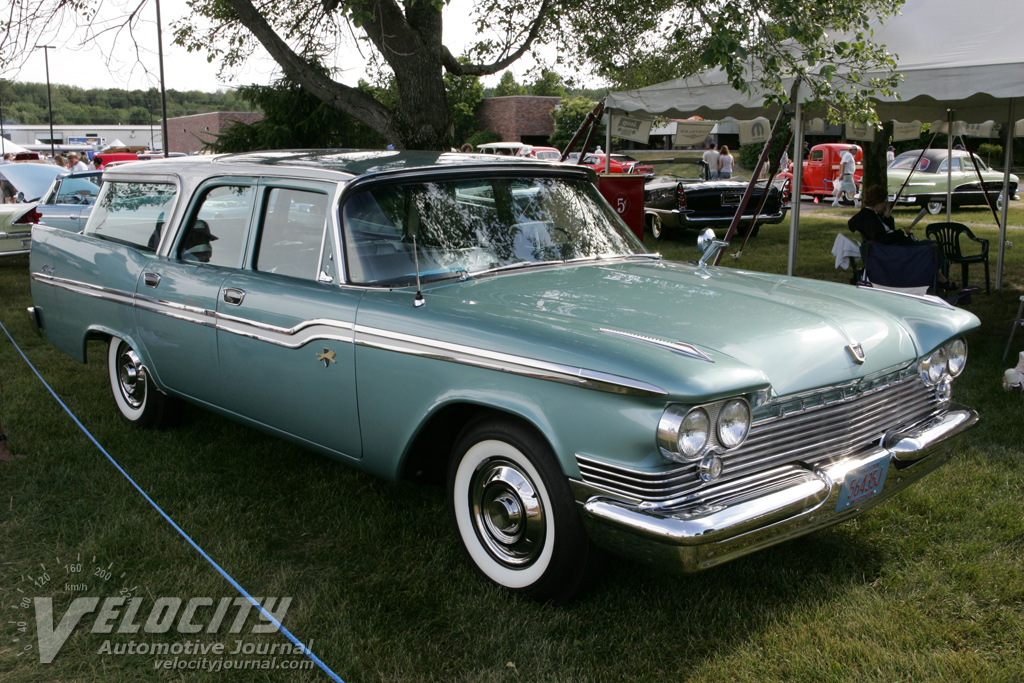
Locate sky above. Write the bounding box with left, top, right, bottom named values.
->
left=5, top=0, right=510, bottom=93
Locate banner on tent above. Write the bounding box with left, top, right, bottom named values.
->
left=805, top=118, right=827, bottom=134
left=610, top=115, right=652, bottom=144
left=930, top=120, right=996, bottom=138
left=673, top=120, right=716, bottom=146
left=738, top=118, right=771, bottom=145
left=845, top=123, right=876, bottom=142
left=892, top=121, right=922, bottom=142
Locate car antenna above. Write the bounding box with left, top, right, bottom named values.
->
left=407, top=200, right=426, bottom=307
left=412, top=233, right=425, bottom=308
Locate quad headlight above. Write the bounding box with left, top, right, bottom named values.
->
left=658, top=398, right=752, bottom=472
left=918, top=338, right=968, bottom=386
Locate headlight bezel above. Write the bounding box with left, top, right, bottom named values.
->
left=918, top=338, right=968, bottom=387
left=658, top=397, right=753, bottom=465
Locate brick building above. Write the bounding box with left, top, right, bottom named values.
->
left=476, top=96, right=561, bottom=146
left=166, top=111, right=264, bottom=155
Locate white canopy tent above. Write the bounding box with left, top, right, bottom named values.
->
left=0, top=138, right=29, bottom=155
left=604, top=0, right=1024, bottom=286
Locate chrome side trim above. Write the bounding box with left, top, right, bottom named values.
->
left=33, top=271, right=665, bottom=397
left=32, top=273, right=136, bottom=308
left=599, top=328, right=714, bottom=363
left=354, top=324, right=668, bottom=397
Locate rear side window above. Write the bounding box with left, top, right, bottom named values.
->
left=85, top=181, right=177, bottom=252
left=178, top=185, right=255, bottom=268
left=254, top=187, right=329, bottom=280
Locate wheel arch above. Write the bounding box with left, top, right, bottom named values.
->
left=398, top=400, right=561, bottom=485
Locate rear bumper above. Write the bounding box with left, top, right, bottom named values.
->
left=648, top=207, right=787, bottom=230
left=572, top=405, right=977, bottom=573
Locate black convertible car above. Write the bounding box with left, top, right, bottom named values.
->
left=643, top=160, right=789, bottom=239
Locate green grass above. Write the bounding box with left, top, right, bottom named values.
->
left=1, top=204, right=1023, bottom=681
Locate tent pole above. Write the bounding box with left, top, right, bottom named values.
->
left=946, top=109, right=954, bottom=222
left=996, top=100, right=1015, bottom=290
left=788, top=99, right=803, bottom=276
left=605, top=118, right=611, bottom=173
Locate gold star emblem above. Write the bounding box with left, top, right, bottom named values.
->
left=316, top=348, right=337, bottom=367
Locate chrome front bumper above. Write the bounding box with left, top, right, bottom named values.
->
left=572, top=405, right=978, bottom=573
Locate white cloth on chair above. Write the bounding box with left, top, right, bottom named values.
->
left=832, top=233, right=861, bottom=270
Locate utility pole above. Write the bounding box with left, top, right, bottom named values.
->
left=36, top=46, right=57, bottom=158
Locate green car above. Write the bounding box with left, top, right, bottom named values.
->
left=28, top=151, right=979, bottom=603
left=888, top=149, right=1019, bottom=214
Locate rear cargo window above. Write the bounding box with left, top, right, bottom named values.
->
left=84, top=181, right=177, bottom=252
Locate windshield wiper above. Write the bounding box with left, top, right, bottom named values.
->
left=467, top=260, right=546, bottom=278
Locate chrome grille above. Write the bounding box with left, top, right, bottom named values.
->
left=577, top=375, right=942, bottom=503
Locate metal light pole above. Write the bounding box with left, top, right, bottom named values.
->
left=36, top=45, right=57, bottom=158
left=154, top=0, right=170, bottom=157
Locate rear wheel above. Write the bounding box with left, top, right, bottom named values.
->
left=447, top=417, right=598, bottom=603
left=107, top=336, right=179, bottom=428
left=926, top=200, right=944, bottom=215
left=648, top=213, right=665, bottom=240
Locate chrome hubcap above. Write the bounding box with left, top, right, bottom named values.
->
left=470, top=460, right=545, bottom=567
left=117, top=344, right=146, bottom=409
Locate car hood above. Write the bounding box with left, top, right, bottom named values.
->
left=407, top=260, right=978, bottom=399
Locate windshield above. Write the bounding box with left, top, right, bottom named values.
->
left=342, top=175, right=644, bottom=286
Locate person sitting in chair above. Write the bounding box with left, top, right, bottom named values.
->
left=848, top=185, right=916, bottom=245
left=850, top=184, right=956, bottom=290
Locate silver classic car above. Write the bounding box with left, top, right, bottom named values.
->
left=28, top=151, right=979, bottom=603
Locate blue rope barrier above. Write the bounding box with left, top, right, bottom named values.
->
left=0, top=319, right=344, bottom=683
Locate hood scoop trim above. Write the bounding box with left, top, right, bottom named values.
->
left=600, top=328, right=714, bottom=363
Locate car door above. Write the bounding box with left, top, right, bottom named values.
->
left=214, top=180, right=363, bottom=460
left=135, top=179, right=258, bottom=406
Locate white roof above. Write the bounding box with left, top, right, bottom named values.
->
left=605, top=0, right=1024, bottom=124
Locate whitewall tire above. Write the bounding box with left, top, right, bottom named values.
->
left=447, top=417, right=597, bottom=603
left=107, top=336, right=179, bottom=428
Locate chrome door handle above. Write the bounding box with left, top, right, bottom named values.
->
left=223, top=288, right=246, bottom=305
left=143, top=272, right=161, bottom=288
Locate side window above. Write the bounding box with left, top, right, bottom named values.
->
left=178, top=185, right=254, bottom=267
left=253, top=188, right=329, bottom=280
left=56, top=175, right=101, bottom=205
left=85, top=181, right=177, bottom=252
left=810, top=150, right=824, bottom=162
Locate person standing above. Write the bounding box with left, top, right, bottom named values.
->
left=886, top=145, right=896, bottom=166
left=718, top=146, right=734, bottom=180
left=832, top=145, right=859, bottom=207
left=702, top=143, right=720, bottom=180
left=68, top=152, right=88, bottom=172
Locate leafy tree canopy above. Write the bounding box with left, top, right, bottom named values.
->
left=1, top=0, right=903, bottom=150
left=494, top=72, right=526, bottom=97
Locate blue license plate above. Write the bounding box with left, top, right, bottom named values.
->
left=836, top=454, right=891, bottom=512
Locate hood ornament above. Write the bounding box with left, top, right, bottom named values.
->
left=846, top=343, right=866, bottom=365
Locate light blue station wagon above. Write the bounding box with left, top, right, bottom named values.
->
left=28, top=151, right=979, bottom=602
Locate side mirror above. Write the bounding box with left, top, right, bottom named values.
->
left=15, top=191, right=25, bottom=203
left=697, top=228, right=729, bottom=267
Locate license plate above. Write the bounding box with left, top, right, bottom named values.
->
left=722, top=193, right=742, bottom=206
left=835, top=454, right=891, bottom=512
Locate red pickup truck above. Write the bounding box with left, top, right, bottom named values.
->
left=779, top=143, right=863, bottom=200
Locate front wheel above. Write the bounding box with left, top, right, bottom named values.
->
left=107, top=336, right=179, bottom=428
left=447, top=417, right=598, bottom=603
left=926, top=200, right=944, bottom=215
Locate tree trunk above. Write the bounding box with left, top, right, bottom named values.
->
left=861, top=121, right=893, bottom=194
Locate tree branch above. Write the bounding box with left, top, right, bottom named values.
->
left=223, top=0, right=394, bottom=136
left=442, top=0, right=552, bottom=76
